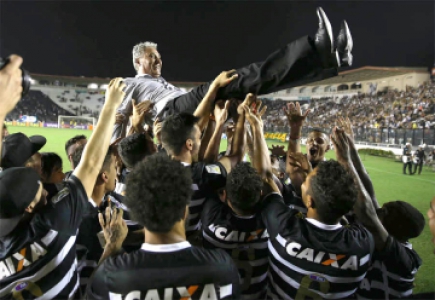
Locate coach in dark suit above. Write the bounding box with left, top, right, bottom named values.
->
left=112, top=7, right=354, bottom=141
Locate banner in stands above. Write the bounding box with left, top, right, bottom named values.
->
left=264, top=132, right=287, bottom=142
left=4, top=121, right=92, bottom=130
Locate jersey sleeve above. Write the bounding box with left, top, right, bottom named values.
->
left=201, top=197, right=224, bottom=229
left=260, top=193, right=297, bottom=240
left=85, top=263, right=110, bottom=300
left=376, top=236, right=422, bottom=277
left=37, top=175, right=88, bottom=234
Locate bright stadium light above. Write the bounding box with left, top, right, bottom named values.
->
left=87, top=83, right=98, bottom=89
left=99, top=84, right=109, bottom=90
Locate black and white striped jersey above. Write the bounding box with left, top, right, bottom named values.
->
left=261, top=193, right=374, bottom=300
left=0, top=175, right=88, bottom=300
left=182, top=162, right=227, bottom=237
left=201, top=197, right=269, bottom=300
left=86, top=241, right=241, bottom=300
left=356, top=236, right=422, bottom=300
left=76, top=193, right=142, bottom=297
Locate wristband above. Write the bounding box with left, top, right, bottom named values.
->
left=290, top=136, right=301, bottom=141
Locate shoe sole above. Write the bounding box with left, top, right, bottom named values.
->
left=317, top=7, right=334, bottom=53
left=342, top=21, right=353, bottom=52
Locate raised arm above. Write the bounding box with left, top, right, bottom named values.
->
left=193, top=70, right=238, bottom=131
left=203, top=101, right=230, bottom=163
left=331, top=127, right=388, bottom=251
left=284, top=102, right=310, bottom=154
left=0, top=55, right=23, bottom=165
left=338, top=117, right=379, bottom=208
left=73, top=78, right=126, bottom=198
left=218, top=94, right=253, bottom=173
left=198, top=118, right=216, bottom=161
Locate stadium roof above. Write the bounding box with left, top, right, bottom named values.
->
left=304, top=66, right=429, bottom=86
left=30, top=73, right=203, bottom=86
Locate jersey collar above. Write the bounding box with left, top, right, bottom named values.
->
left=306, top=218, right=342, bottom=230
left=141, top=241, right=191, bottom=252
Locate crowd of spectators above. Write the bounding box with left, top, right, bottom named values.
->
left=6, top=90, right=73, bottom=122
left=260, top=81, right=435, bottom=132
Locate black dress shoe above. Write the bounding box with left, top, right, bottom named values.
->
left=314, top=7, right=340, bottom=69
left=336, top=20, right=353, bottom=67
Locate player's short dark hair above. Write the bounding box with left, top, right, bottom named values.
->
left=226, top=162, right=262, bottom=214
left=72, top=144, right=115, bottom=173
left=124, top=153, right=193, bottom=232
left=161, top=113, right=199, bottom=156
left=308, top=160, right=357, bottom=224
left=65, top=134, right=87, bottom=155
left=377, top=200, right=425, bottom=242
left=41, top=152, right=62, bottom=180
left=118, top=133, right=152, bottom=169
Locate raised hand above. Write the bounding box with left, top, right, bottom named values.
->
left=243, top=103, right=264, bottom=128
left=214, top=100, right=231, bottom=125
left=237, top=93, right=256, bottom=115
left=269, top=145, right=286, bottom=157
left=212, top=69, right=239, bottom=88
left=98, top=206, right=128, bottom=250
left=0, top=55, right=23, bottom=116
left=105, top=78, right=126, bottom=108
left=132, top=99, right=153, bottom=129
left=337, top=116, right=354, bottom=141
left=283, top=102, right=310, bottom=128
left=115, top=113, right=125, bottom=125
left=331, top=126, right=351, bottom=164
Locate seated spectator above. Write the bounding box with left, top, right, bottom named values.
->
left=86, top=154, right=240, bottom=299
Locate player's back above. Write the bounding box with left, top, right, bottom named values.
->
left=356, top=237, right=422, bottom=300
left=262, top=194, right=374, bottom=299
left=202, top=197, right=269, bottom=300
left=86, top=242, right=240, bottom=299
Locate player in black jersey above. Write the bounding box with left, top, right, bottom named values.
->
left=259, top=124, right=376, bottom=299
left=64, top=134, right=88, bottom=181
left=202, top=163, right=269, bottom=300
left=0, top=77, right=127, bottom=299
left=87, top=154, right=241, bottom=300
left=161, top=77, right=252, bottom=239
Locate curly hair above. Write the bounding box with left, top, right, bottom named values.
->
left=124, top=153, right=193, bottom=232
left=308, top=160, right=357, bottom=224
left=72, top=144, right=115, bottom=173
left=226, top=162, right=263, bottom=214
left=161, top=113, right=199, bottom=156
left=118, top=133, right=153, bottom=169
left=65, top=135, right=87, bottom=155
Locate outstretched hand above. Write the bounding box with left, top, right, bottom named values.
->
left=0, top=55, right=23, bottom=116
left=212, top=70, right=239, bottom=88
left=269, top=145, right=286, bottom=157
left=237, top=93, right=256, bottom=115
left=337, top=117, right=354, bottom=141
left=243, top=100, right=267, bottom=129
left=105, top=78, right=126, bottom=108
left=283, top=102, right=310, bottom=128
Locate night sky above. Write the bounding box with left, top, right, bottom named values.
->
left=1, top=1, right=434, bottom=82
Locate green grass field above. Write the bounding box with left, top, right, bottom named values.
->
left=7, top=126, right=435, bottom=294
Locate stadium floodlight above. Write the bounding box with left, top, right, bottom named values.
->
left=58, top=115, right=96, bottom=129
left=100, top=84, right=109, bottom=90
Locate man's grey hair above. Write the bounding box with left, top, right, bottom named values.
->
left=132, top=41, right=158, bottom=71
